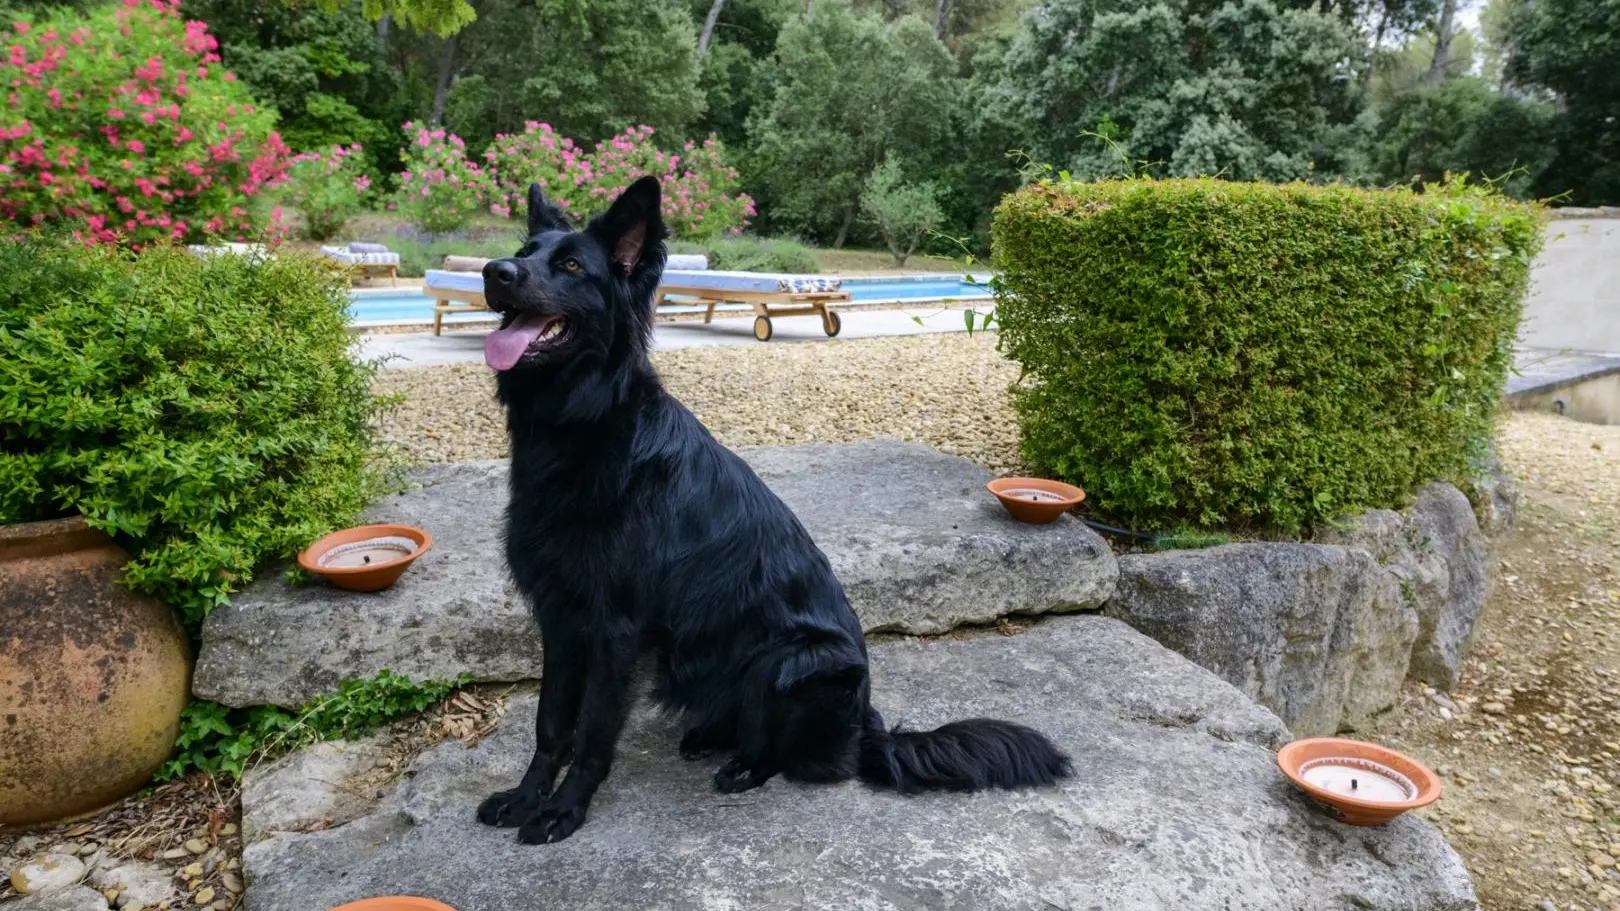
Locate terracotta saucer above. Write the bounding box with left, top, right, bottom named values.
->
left=986, top=477, right=1086, bottom=524
left=1277, top=737, right=1442, bottom=826
left=297, top=524, right=432, bottom=593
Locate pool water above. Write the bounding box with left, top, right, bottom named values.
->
left=349, top=275, right=993, bottom=325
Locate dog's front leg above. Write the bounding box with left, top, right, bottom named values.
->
left=477, top=624, right=586, bottom=828
left=518, top=634, right=639, bottom=844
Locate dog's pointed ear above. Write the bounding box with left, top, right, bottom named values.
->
left=590, top=176, right=665, bottom=277
left=526, top=183, right=569, bottom=236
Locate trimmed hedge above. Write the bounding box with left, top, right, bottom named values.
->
left=0, top=240, right=390, bottom=632
left=992, top=177, right=1542, bottom=534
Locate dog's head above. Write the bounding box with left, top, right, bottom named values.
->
left=481, top=176, right=666, bottom=372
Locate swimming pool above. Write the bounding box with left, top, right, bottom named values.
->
left=348, top=274, right=994, bottom=326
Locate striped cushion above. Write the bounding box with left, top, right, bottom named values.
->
left=660, top=270, right=840, bottom=294
left=188, top=242, right=268, bottom=260
left=321, top=247, right=399, bottom=266
left=348, top=242, right=391, bottom=254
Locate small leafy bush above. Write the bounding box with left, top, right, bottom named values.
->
left=485, top=122, right=756, bottom=239
left=283, top=143, right=372, bottom=240
left=161, top=670, right=470, bottom=780
left=862, top=159, right=945, bottom=267
left=392, top=121, right=501, bottom=234
left=1, top=1, right=290, bottom=246
left=992, top=177, right=1542, bottom=534
left=0, top=239, right=389, bottom=630
left=683, top=236, right=820, bottom=273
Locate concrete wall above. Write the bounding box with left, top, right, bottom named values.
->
left=1519, top=218, right=1620, bottom=355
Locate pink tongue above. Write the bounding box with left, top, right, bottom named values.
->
left=485, top=316, right=546, bottom=371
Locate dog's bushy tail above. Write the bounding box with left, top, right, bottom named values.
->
left=857, top=708, right=1072, bottom=794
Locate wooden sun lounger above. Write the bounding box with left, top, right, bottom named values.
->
left=423, top=258, right=845, bottom=341
left=655, top=271, right=849, bottom=341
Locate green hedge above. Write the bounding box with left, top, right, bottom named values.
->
left=992, top=177, right=1542, bottom=534
left=0, top=240, right=390, bottom=632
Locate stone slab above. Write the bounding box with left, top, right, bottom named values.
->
left=195, top=440, right=1117, bottom=708
left=240, top=616, right=1476, bottom=911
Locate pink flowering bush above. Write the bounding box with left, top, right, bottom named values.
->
left=391, top=121, right=500, bottom=234
left=486, top=123, right=755, bottom=239
left=284, top=143, right=369, bottom=240
left=1, top=1, right=289, bottom=247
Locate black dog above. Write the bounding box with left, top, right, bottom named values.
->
left=475, top=176, right=1071, bottom=844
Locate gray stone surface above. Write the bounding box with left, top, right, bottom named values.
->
left=193, top=461, right=542, bottom=708
left=195, top=440, right=1117, bottom=708
left=11, top=886, right=109, bottom=911
left=9, top=853, right=86, bottom=895
left=241, top=733, right=392, bottom=844
left=1105, top=543, right=1417, bottom=737
left=1319, top=484, right=1489, bottom=690
left=239, top=616, right=1476, bottom=911
left=88, top=861, right=174, bottom=909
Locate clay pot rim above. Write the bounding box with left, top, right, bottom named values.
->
left=296, top=524, right=433, bottom=578
left=0, top=514, right=112, bottom=561
left=327, top=898, right=459, bottom=911
left=1276, top=737, right=1442, bottom=813
left=985, top=477, right=1087, bottom=507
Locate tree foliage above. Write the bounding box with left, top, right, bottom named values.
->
left=861, top=158, right=945, bottom=265
left=1506, top=0, right=1620, bottom=204
left=747, top=2, right=957, bottom=243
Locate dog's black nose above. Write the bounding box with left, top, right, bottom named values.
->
left=484, top=259, right=521, bottom=289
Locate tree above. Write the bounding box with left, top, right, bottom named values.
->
left=310, top=0, right=476, bottom=37
left=747, top=2, right=957, bottom=244
left=985, top=0, right=1366, bottom=183
left=1507, top=0, right=1620, bottom=203
left=861, top=159, right=944, bottom=265
left=447, top=0, right=706, bottom=145
left=1369, top=76, right=1555, bottom=197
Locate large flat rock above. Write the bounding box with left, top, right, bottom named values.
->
left=240, top=616, right=1476, bottom=911
left=195, top=440, right=1117, bottom=708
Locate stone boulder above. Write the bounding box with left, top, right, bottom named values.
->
left=195, top=440, right=1117, bottom=708
left=1317, top=484, right=1489, bottom=690
left=239, top=616, right=1476, bottom=911
left=1105, top=543, right=1417, bottom=736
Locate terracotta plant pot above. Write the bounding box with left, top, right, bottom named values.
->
left=328, top=898, right=459, bottom=911
left=986, top=477, right=1086, bottom=525
left=298, top=524, right=432, bottom=593
left=0, top=516, right=191, bottom=826
left=1276, top=737, right=1442, bottom=826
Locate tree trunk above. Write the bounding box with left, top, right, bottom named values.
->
left=429, top=31, right=460, bottom=126
left=1427, top=0, right=1457, bottom=83
left=933, top=0, right=950, bottom=38
left=699, top=0, right=727, bottom=57
left=832, top=206, right=855, bottom=249
left=1360, top=4, right=1389, bottom=96
left=376, top=12, right=391, bottom=49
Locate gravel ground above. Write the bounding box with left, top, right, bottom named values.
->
left=1368, top=411, right=1620, bottom=911
left=371, top=331, right=1024, bottom=471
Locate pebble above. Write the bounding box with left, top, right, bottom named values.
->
left=180, top=863, right=203, bottom=878
left=1482, top=701, right=1507, bottom=715
left=10, top=853, right=86, bottom=894
left=183, top=840, right=208, bottom=856
left=221, top=873, right=243, bottom=895
left=194, top=886, right=215, bottom=905
left=219, top=824, right=237, bottom=837
left=160, top=849, right=190, bottom=861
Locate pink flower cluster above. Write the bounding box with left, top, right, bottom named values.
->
left=486, top=122, right=755, bottom=238
left=391, top=121, right=501, bottom=233
left=1, top=0, right=288, bottom=247
left=283, top=142, right=369, bottom=240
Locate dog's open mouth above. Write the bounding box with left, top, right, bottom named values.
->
left=485, top=314, right=568, bottom=371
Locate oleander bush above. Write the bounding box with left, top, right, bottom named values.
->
left=992, top=176, right=1542, bottom=533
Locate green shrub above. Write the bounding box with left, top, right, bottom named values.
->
left=686, top=236, right=820, bottom=273
left=992, top=177, right=1542, bottom=534
left=0, top=239, right=390, bottom=631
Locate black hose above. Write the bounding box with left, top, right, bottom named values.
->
left=1079, top=517, right=1156, bottom=542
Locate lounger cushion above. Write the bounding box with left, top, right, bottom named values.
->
left=665, top=254, right=709, bottom=271
left=442, top=255, right=490, bottom=273
left=321, top=246, right=399, bottom=266
left=659, top=270, right=840, bottom=294
left=187, top=242, right=270, bottom=261
left=348, top=242, right=391, bottom=254
left=423, top=269, right=486, bottom=294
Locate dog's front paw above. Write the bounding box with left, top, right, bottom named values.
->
left=477, top=788, right=541, bottom=828
left=713, top=758, right=768, bottom=794
left=517, top=800, right=588, bottom=844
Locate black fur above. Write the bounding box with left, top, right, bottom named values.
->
left=474, top=176, right=1072, bottom=844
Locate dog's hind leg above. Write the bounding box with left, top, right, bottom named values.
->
left=518, top=633, right=640, bottom=844
left=679, top=718, right=736, bottom=760
left=477, top=622, right=586, bottom=828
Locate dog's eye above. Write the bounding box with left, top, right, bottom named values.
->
left=560, top=257, right=583, bottom=273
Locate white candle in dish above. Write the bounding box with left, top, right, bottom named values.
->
left=1300, top=758, right=1414, bottom=803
